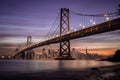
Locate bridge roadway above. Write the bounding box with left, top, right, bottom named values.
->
left=14, top=18, right=120, bottom=57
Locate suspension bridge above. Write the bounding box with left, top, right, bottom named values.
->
left=13, top=8, right=120, bottom=60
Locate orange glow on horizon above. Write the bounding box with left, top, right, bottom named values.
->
left=77, top=49, right=118, bottom=56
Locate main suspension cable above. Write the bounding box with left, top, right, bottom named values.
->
left=70, top=10, right=119, bottom=17
left=42, top=13, right=60, bottom=41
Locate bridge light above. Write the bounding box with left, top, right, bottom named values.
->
left=92, top=22, right=96, bottom=25
left=55, top=34, right=59, bottom=37
left=74, top=28, right=77, bottom=31
left=104, top=14, right=108, bottom=17
left=79, top=24, right=82, bottom=27
left=90, top=19, right=93, bottom=22
left=82, top=25, right=85, bottom=29
left=104, top=14, right=110, bottom=21
left=1, top=56, right=5, bottom=59
left=71, top=27, right=74, bottom=30
left=71, top=27, right=74, bottom=32
left=106, top=17, right=110, bottom=21
left=67, top=31, right=70, bottom=34
left=8, top=56, right=11, bottom=59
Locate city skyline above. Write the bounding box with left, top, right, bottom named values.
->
left=0, top=0, right=120, bottom=56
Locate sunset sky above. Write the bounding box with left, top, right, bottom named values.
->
left=0, top=0, right=120, bottom=56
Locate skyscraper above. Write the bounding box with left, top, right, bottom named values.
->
left=86, top=47, right=88, bottom=54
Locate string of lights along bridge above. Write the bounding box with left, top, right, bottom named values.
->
left=13, top=8, right=120, bottom=60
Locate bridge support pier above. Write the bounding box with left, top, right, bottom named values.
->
left=21, top=51, right=25, bottom=59
left=25, top=50, right=35, bottom=59
left=55, top=40, right=74, bottom=60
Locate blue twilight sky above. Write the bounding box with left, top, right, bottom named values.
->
left=0, top=0, right=120, bottom=56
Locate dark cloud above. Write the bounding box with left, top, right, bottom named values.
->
left=0, top=33, right=25, bottom=38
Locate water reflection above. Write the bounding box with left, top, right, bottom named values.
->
left=0, top=60, right=119, bottom=74
left=57, top=60, right=119, bottom=71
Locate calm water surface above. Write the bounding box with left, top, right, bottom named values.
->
left=0, top=60, right=120, bottom=74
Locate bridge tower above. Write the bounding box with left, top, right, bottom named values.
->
left=27, top=36, right=32, bottom=46
left=25, top=36, right=35, bottom=59
left=56, top=8, right=75, bottom=60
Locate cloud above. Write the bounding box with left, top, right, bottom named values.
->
left=0, top=15, right=51, bottom=28
left=0, top=43, right=17, bottom=48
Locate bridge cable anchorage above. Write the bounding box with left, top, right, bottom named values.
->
left=70, top=10, right=119, bottom=17
left=43, top=13, right=60, bottom=41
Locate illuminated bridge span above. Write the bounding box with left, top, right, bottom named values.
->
left=13, top=8, right=120, bottom=59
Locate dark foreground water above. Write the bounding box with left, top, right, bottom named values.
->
left=0, top=60, right=120, bottom=80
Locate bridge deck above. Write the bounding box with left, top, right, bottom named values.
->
left=14, top=18, right=120, bottom=57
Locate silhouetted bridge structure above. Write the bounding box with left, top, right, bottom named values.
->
left=13, top=8, right=120, bottom=60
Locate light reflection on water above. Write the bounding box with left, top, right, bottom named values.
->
left=0, top=60, right=119, bottom=73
